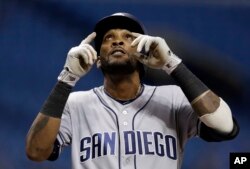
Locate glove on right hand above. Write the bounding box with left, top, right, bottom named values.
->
left=58, top=32, right=97, bottom=86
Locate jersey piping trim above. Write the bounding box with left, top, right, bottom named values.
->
left=93, top=89, right=121, bottom=169
left=58, top=132, right=66, bottom=145
left=132, top=86, right=157, bottom=130
left=132, top=86, right=157, bottom=169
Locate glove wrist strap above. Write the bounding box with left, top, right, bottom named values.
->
left=162, top=53, right=182, bottom=74
left=58, top=69, right=80, bottom=87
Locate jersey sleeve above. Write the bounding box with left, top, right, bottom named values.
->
left=57, top=102, right=72, bottom=146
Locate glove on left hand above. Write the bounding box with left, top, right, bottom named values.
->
left=131, top=33, right=181, bottom=74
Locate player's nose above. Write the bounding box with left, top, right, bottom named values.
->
left=112, top=40, right=124, bottom=47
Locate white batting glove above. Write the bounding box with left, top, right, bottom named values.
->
left=58, top=32, right=97, bottom=86
left=131, top=33, right=181, bottom=74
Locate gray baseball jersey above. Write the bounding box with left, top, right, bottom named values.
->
left=56, top=84, right=199, bottom=169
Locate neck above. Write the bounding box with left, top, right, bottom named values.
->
left=103, top=72, right=141, bottom=101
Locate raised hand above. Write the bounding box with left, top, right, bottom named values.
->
left=58, top=32, right=97, bottom=86
left=131, top=33, right=181, bottom=74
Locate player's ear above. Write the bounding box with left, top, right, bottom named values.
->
left=96, top=57, right=101, bottom=68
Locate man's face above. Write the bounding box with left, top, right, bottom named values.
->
left=98, top=29, right=140, bottom=75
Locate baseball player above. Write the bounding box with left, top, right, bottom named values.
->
left=26, top=13, right=239, bottom=169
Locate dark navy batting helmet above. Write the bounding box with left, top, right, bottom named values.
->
left=94, top=12, right=146, bottom=78
left=94, top=12, right=145, bottom=54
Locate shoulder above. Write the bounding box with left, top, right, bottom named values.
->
left=67, top=88, right=96, bottom=103
left=145, top=84, right=189, bottom=105
left=146, top=84, right=184, bottom=96
left=155, top=84, right=182, bottom=91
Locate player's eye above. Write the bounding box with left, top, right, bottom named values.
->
left=104, top=34, right=113, bottom=41
left=125, top=34, right=134, bottom=41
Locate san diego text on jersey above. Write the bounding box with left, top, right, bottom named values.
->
left=80, top=130, right=177, bottom=162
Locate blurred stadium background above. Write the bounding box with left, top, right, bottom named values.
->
left=0, top=0, right=249, bottom=168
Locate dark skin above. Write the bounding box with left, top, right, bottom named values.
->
left=97, top=29, right=142, bottom=101
left=26, top=113, right=60, bottom=161
left=25, top=28, right=221, bottom=161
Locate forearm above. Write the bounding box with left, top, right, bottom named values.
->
left=166, top=62, right=234, bottom=133
left=26, top=113, right=61, bottom=161
left=191, top=90, right=219, bottom=116
left=26, top=81, right=72, bottom=161
left=191, top=89, right=234, bottom=133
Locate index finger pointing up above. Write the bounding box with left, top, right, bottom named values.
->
left=80, top=32, right=96, bottom=45
left=131, top=32, right=143, bottom=47
left=131, top=32, right=141, bottom=38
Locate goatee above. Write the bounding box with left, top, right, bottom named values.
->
left=100, top=56, right=139, bottom=76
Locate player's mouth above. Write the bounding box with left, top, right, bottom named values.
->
left=109, top=48, right=126, bottom=56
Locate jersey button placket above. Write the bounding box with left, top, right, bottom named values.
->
left=121, top=110, right=129, bottom=127
left=119, top=109, right=134, bottom=167
left=122, top=110, right=128, bottom=115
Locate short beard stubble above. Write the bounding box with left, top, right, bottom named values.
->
left=100, top=54, right=140, bottom=76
